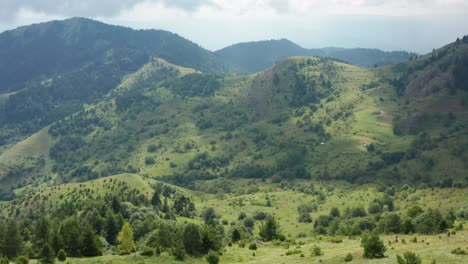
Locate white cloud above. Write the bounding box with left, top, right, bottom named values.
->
left=0, top=0, right=467, bottom=53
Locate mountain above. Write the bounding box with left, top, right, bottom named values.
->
left=216, top=39, right=417, bottom=74
left=0, top=17, right=235, bottom=147
left=0, top=18, right=467, bottom=264
left=2, top=33, right=468, bottom=200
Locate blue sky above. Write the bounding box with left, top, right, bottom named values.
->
left=1, top=0, right=467, bottom=53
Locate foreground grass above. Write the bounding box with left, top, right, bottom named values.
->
left=23, top=231, right=468, bottom=263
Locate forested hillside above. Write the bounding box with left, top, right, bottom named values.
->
left=0, top=18, right=467, bottom=264
left=0, top=17, right=234, bottom=148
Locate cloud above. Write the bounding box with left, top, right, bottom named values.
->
left=0, top=0, right=212, bottom=22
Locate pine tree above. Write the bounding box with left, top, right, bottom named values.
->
left=39, top=243, right=55, bottom=264
left=80, top=224, right=101, bottom=257
left=151, top=191, right=161, bottom=208
left=259, top=215, right=281, bottom=241
left=33, top=217, right=51, bottom=255
left=361, top=233, right=387, bottom=259
left=3, top=219, right=22, bottom=259
left=105, top=211, right=118, bottom=245
left=117, top=223, right=136, bottom=255
left=183, top=223, right=202, bottom=255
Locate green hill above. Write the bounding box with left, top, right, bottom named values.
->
left=0, top=18, right=235, bottom=148
left=2, top=36, right=468, bottom=196
left=0, top=18, right=467, bottom=264
left=216, top=39, right=416, bottom=74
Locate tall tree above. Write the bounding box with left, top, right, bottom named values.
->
left=183, top=223, right=202, bottom=255
left=3, top=219, right=22, bottom=259
left=80, top=224, right=101, bottom=257
left=33, top=217, right=51, bottom=255
left=117, top=223, right=136, bottom=255
left=151, top=191, right=161, bottom=208
left=259, top=215, right=281, bottom=241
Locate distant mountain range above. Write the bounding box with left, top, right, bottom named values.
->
left=216, top=38, right=417, bottom=74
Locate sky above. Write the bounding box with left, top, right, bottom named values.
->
left=0, top=0, right=468, bottom=54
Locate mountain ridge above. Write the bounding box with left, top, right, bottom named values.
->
left=216, top=38, right=417, bottom=74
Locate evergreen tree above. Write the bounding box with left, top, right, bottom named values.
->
left=361, top=233, right=386, bottom=259
left=183, top=223, right=202, bottom=255
left=104, top=211, right=118, bottom=245
left=33, top=217, right=51, bottom=255
left=151, top=191, right=161, bottom=208
left=39, top=243, right=55, bottom=264
left=80, top=224, right=101, bottom=257
left=3, top=219, right=22, bottom=259
left=59, top=218, right=81, bottom=257
left=259, top=215, right=281, bottom=241
left=117, top=223, right=136, bottom=255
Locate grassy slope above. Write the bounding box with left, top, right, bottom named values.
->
left=7, top=174, right=467, bottom=263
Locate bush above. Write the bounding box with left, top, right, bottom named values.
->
left=172, top=246, right=186, bottom=260
left=253, top=211, right=267, bottom=220
left=361, top=233, right=386, bottom=259
left=312, top=245, right=323, bottom=256
left=248, top=243, right=257, bottom=250
left=140, top=247, right=154, bottom=256
left=145, top=157, right=156, bottom=165
left=15, top=256, right=29, bottom=264
left=298, top=213, right=313, bottom=223
left=397, top=251, right=422, bottom=264
left=451, top=247, right=467, bottom=255
left=0, top=257, right=9, bottom=264
left=57, top=249, right=67, bottom=262
left=205, top=251, right=220, bottom=264
left=344, top=253, right=353, bottom=262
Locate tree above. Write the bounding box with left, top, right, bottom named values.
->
left=203, top=208, right=218, bottom=225
left=104, top=211, right=119, bottom=245
left=59, top=218, right=81, bottom=257
left=80, top=224, right=101, bottom=257
left=39, top=243, right=55, bottom=264
left=151, top=191, right=161, bottom=208
left=117, top=223, right=136, bottom=255
left=183, top=223, right=202, bottom=255
left=231, top=228, right=241, bottom=242
left=3, top=219, right=22, bottom=259
left=33, top=217, right=51, bottom=254
left=259, top=215, right=281, bottom=241
left=397, top=251, right=422, bottom=264
left=361, top=233, right=386, bottom=259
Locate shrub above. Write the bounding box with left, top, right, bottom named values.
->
left=57, top=249, right=67, bottom=262
left=15, top=256, right=29, bottom=264
left=330, top=238, right=342, bottom=243
left=285, top=249, right=302, bottom=255
left=397, top=251, right=422, bottom=264
left=140, top=247, right=154, bottom=256
left=253, top=211, right=267, bottom=220
left=248, top=243, right=257, bottom=250
left=361, top=233, right=386, bottom=259
left=344, top=253, right=353, bottom=262
left=172, top=246, right=186, bottom=260
left=145, top=157, right=156, bottom=165
left=298, top=213, right=313, bottom=223
left=0, top=257, right=9, bottom=264
left=205, top=251, right=220, bottom=264
left=312, top=245, right=323, bottom=256
left=451, top=247, right=467, bottom=255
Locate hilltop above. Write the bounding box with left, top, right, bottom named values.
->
left=216, top=39, right=416, bottom=74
